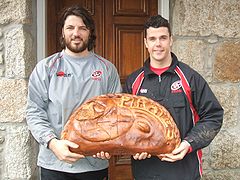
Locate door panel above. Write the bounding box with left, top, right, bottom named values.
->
left=47, top=1, right=158, bottom=179
left=114, top=25, right=146, bottom=83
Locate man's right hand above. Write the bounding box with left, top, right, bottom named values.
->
left=48, top=138, right=85, bottom=164
left=133, top=152, right=151, bottom=160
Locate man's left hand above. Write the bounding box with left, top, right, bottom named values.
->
left=157, top=140, right=191, bottom=162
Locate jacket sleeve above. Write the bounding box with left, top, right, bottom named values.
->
left=184, top=72, right=223, bottom=152
left=123, top=76, right=133, bottom=94
left=26, top=61, right=57, bottom=148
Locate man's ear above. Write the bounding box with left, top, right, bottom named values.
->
left=144, top=38, right=148, bottom=48
left=170, top=36, right=173, bottom=47
left=62, top=28, right=65, bottom=38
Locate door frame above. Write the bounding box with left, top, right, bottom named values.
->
left=36, top=0, right=169, bottom=61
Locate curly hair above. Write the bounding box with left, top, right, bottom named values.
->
left=59, top=5, right=96, bottom=51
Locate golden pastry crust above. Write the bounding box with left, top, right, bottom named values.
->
left=61, top=93, right=181, bottom=155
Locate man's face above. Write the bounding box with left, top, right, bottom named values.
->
left=62, top=15, right=90, bottom=54
left=144, top=27, right=172, bottom=65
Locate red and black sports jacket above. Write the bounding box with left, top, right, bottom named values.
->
left=123, top=52, right=223, bottom=180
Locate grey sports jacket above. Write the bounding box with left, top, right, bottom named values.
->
left=26, top=50, right=122, bottom=173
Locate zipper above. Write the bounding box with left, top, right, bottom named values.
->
left=159, top=75, right=161, bottom=82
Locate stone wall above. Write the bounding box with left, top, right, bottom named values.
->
left=171, top=0, right=240, bottom=179
left=0, top=0, right=38, bottom=179
left=0, top=0, right=239, bottom=179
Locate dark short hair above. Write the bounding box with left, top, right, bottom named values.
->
left=144, top=15, right=171, bottom=36
left=59, top=5, right=96, bottom=51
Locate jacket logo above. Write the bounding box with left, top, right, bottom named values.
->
left=91, top=70, right=102, bottom=81
left=171, top=80, right=183, bottom=93
left=140, top=88, right=148, bottom=94
left=56, top=71, right=72, bottom=77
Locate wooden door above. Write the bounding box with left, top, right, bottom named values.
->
left=47, top=1, right=158, bottom=179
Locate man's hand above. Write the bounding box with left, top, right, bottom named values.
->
left=133, top=152, right=151, bottom=160
left=157, top=140, right=191, bottom=162
left=92, top=151, right=111, bottom=159
left=48, top=138, right=85, bottom=164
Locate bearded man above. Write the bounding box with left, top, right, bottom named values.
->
left=26, top=5, right=121, bottom=180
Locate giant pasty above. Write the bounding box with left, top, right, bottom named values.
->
left=61, top=93, right=181, bottom=155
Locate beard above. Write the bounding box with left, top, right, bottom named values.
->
left=64, top=37, right=89, bottom=53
